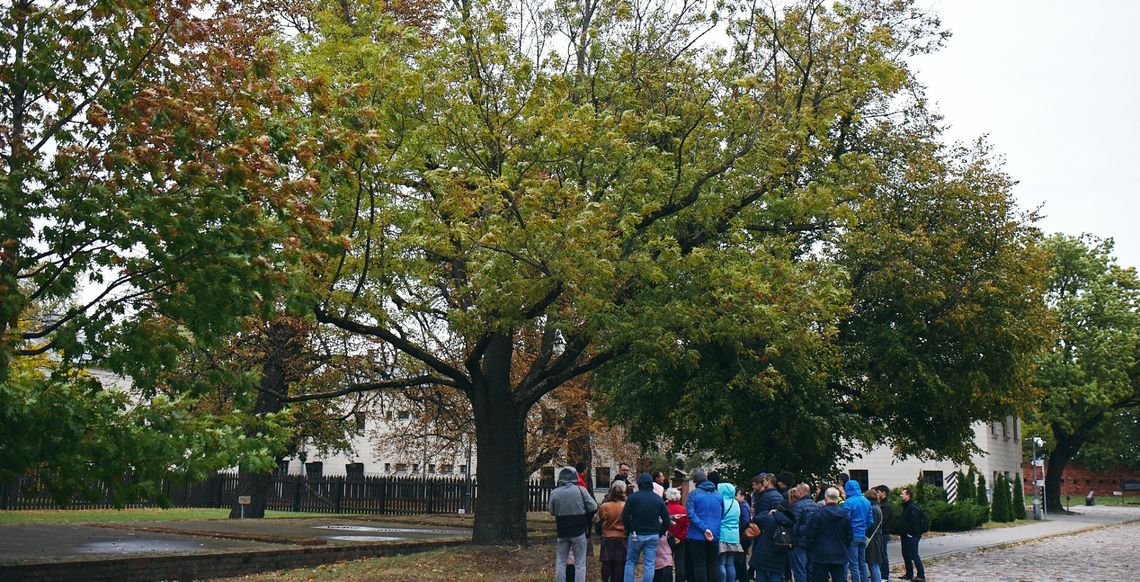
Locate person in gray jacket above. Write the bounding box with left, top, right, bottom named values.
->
left=549, top=466, right=599, bottom=582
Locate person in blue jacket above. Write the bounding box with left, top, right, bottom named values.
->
left=789, top=484, right=819, bottom=582
left=843, top=480, right=873, bottom=582
left=685, top=469, right=722, bottom=582
left=717, top=483, right=743, bottom=582
left=801, top=487, right=852, bottom=582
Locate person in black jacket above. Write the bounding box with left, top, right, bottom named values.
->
left=899, top=487, right=926, bottom=582
left=749, top=500, right=793, bottom=582
left=801, top=487, right=852, bottom=582
left=874, top=485, right=892, bottom=580
left=622, top=472, right=671, bottom=582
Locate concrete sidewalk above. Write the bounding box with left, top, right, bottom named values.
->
left=884, top=505, right=1140, bottom=567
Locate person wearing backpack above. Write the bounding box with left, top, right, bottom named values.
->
left=748, top=498, right=794, bottom=582
left=623, top=473, right=671, bottom=582
left=800, top=487, right=852, bottom=582
left=899, top=487, right=927, bottom=582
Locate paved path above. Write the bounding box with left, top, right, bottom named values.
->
left=918, top=519, right=1140, bottom=581
left=881, top=506, right=1140, bottom=579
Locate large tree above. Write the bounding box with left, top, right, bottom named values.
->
left=0, top=0, right=321, bottom=496
left=274, top=0, right=1051, bottom=543
left=1031, top=234, right=1140, bottom=512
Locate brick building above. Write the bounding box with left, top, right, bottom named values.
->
left=1021, top=462, right=1140, bottom=501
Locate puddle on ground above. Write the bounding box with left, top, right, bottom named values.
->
left=77, top=540, right=205, bottom=554
left=312, top=525, right=468, bottom=535
left=324, top=535, right=407, bottom=542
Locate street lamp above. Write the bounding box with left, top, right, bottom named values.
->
left=1030, top=436, right=1046, bottom=520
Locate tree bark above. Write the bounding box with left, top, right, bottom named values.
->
left=471, top=333, right=530, bottom=545
left=229, top=318, right=297, bottom=519
left=1044, top=442, right=1074, bottom=513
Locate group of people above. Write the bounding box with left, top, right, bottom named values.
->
left=548, top=465, right=928, bottom=582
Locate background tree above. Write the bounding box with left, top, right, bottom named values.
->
left=1012, top=473, right=1027, bottom=519
left=0, top=0, right=323, bottom=497
left=991, top=473, right=1012, bottom=522
left=975, top=472, right=990, bottom=523
left=1030, top=234, right=1140, bottom=511
left=959, top=468, right=976, bottom=504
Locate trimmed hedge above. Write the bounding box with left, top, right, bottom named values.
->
left=925, top=500, right=988, bottom=531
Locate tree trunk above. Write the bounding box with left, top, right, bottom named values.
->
left=229, top=318, right=297, bottom=519
left=471, top=333, right=530, bottom=545
left=1044, top=442, right=1074, bottom=513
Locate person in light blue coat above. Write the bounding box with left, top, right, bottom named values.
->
left=717, top=482, right=743, bottom=582
left=843, top=480, right=874, bottom=582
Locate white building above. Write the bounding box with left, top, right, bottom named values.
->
left=842, top=416, right=1024, bottom=499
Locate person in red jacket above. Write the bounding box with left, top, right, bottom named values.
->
left=665, top=487, right=689, bottom=581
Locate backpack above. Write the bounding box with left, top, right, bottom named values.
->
left=916, top=504, right=930, bottom=534
left=771, top=519, right=796, bottom=550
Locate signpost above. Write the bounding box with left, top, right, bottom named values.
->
left=238, top=495, right=251, bottom=519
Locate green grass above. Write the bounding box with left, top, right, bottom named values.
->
left=0, top=508, right=340, bottom=525
left=978, top=518, right=1035, bottom=530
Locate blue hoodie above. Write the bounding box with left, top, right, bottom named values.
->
left=843, top=480, right=873, bottom=539
left=685, top=480, right=723, bottom=541
left=718, top=483, right=742, bottom=544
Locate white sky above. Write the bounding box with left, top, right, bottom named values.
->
left=912, top=0, right=1140, bottom=269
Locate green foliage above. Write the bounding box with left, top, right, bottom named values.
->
left=1012, top=474, right=1028, bottom=520
left=925, top=500, right=988, bottom=532
left=975, top=473, right=991, bottom=523
left=911, top=474, right=946, bottom=505
left=959, top=468, right=977, bottom=504
left=1029, top=234, right=1140, bottom=506
left=0, top=357, right=290, bottom=506
left=992, top=474, right=1014, bottom=522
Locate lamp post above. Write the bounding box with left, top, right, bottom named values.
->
left=1030, top=436, right=1045, bottom=520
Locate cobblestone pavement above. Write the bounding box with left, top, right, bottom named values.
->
left=918, top=519, right=1140, bottom=581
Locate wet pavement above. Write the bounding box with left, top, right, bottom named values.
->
left=0, top=517, right=472, bottom=565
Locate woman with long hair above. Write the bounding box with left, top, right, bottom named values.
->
left=597, top=481, right=629, bottom=582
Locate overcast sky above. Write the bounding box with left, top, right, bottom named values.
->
left=912, top=0, right=1140, bottom=269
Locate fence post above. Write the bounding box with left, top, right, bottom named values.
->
left=292, top=475, right=303, bottom=513
left=334, top=477, right=343, bottom=514
left=379, top=477, right=387, bottom=514
left=427, top=480, right=435, bottom=514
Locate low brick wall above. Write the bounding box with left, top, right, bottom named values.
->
left=0, top=539, right=468, bottom=582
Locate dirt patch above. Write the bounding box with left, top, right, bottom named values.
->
left=217, top=542, right=560, bottom=582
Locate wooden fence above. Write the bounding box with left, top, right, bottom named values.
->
left=0, top=472, right=554, bottom=515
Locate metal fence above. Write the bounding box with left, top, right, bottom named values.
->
left=0, top=472, right=554, bottom=514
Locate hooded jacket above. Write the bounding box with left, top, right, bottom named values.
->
left=622, top=473, right=670, bottom=536
left=843, top=480, right=873, bottom=539
left=718, top=483, right=742, bottom=545
left=749, top=506, right=793, bottom=573
left=685, top=480, right=723, bottom=541
left=802, top=503, right=853, bottom=565
left=548, top=466, right=598, bottom=538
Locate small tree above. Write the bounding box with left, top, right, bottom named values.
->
left=1012, top=474, right=1028, bottom=520
left=992, top=474, right=1013, bottom=522
left=960, top=468, right=977, bottom=504
left=976, top=473, right=991, bottom=523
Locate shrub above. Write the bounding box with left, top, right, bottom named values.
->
left=926, top=500, right=988, bottom=532
left=975, top=473, right=990, bottom=523
left=992, top=474, right=1013, bottom=522
left=1012, top=474, right=1027, bottom=520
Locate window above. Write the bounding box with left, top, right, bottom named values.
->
left=596, top=467, right=612, bottom=488
left=412, top=463, right=419, bottom=472
left=922, top=471, right=945, bottom=488
left=1002, top=417, right=1010, bottom=438
left=441, top=464, right=453, bottom=474
left=398, top=410, right=411, bottom=420
left=459, top=465, right=467, bottom=474
left=991, top=422, right=999, bottom=437
left=428, top=464, right=436, bottom=474
left=849, top=469, right=870, bottom=494
left=1014, top=418, right=1020, bottom=440
left=395, top=463, right=408, bottom=473
left=541, top=466, right=556, bottom=485
left=354, top=411, right=367, bottom=434
left=384, top=463, right=392, bottom=473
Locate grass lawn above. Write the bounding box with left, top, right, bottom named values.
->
left=978, top=518, right=1035, bottom=530
left=220, top=543, right=560, bottom=582
left=0, top=508, right=340, bottom=525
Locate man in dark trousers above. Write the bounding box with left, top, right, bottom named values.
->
left=622, top=472, right=671, bottom=582
left=900, top=487, right=926, bottom=582
left=801, top=487, right=852, bottom=582
left=874, top=485, right=893, bottom=580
